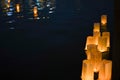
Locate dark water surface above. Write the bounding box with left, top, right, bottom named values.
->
left=0, top=0, right=113, bottom=80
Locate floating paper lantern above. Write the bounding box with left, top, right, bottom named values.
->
left=101, top=15, right=107, bottom=25
left=98, top=36, right=108, bottom=52
left=85, top=36, right=96, bottom=50
left=93, top=23, right=100, bottom=32
left=16, top=4, right=20, bottom=13
left=33, top=6, right=38, bottom=18
left=102, top=32, right=110, bottom=48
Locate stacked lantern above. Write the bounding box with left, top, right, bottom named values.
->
left=81, top=15, right=112, bottom=80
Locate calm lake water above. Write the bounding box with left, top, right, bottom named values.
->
left=0, top=0, right=113, bottom=79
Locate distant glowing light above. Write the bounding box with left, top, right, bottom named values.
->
left=16, top=4, right=20, bottom=13
left=7, top=0, right=11, bottom=3
left=101, top=15, right=107, bottom=25
left=33, top=6, right=38, bottom=18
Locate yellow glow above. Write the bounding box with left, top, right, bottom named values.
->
left=85, top=36, right=96, bottom=50
left=93, top=32, right=100, bottom=45
left=101, top=15, right=107, bottom=25
left=16, top=4, right=20, bottom=13
left=8, top=0, right=11, bottom=3
left=102, top=32, right=110, bottom=47
left=93, top=23, right=100, bottom=32
left=98, top=36, right=108, bottom=52
left=99, top=60, right=112, bottom=80
left=81, top=60, right=94, bottom=80
left=7, top=3, right=10, bottom=8
left=33, top=6, right=38, bottom=18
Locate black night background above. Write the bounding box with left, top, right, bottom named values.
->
left=0, top=0, right=119, bottom=80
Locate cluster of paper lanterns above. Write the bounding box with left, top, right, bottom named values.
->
left=81, top=15, right=112, bottom=80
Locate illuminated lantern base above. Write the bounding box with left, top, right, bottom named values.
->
left=81, top=60, right=112, bottom=80
left=99, top=60, right=112, bottom=80
left=81, top=60, right=94, bottom=80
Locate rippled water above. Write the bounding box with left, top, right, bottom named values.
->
left=0, top=0, right=56, bottom=23
left=0, top=0, right=113, bottom=79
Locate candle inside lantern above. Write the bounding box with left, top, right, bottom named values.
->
left=33, top=6, right=38, bottom=18
left=16, top=4, right=20, bottom=13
